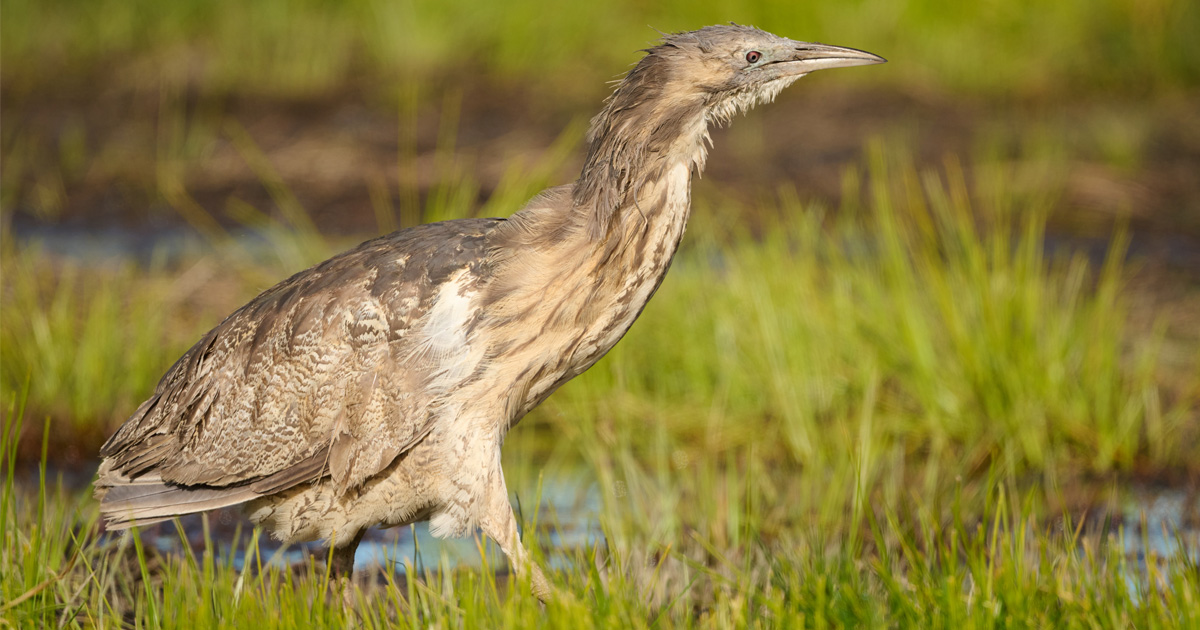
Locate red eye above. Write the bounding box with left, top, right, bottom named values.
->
left=746, top=51, right=762, bottom=63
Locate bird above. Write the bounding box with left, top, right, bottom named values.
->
left=94, top=24, right=884, bottom=600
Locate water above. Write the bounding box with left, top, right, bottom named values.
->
left=119, top=473, right=604, bottom=576
left=11, top=220, right=317, bottom=269
left=129, top=480, right=1196, bottom=577
left=1114, top=487, right=1198, bottom=561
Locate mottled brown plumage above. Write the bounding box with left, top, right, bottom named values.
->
left=96, top=24, right=884, bottom=600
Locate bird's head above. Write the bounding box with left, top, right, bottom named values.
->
left=576, top=24, right=884, bottom=236
left=647, top=24, right=886, bottom=124
left=587, top=25, right=885, bottom=153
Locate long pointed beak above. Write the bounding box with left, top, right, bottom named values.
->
left=778, top=42, right=886, bottom=74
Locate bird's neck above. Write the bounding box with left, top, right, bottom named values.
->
left=572, top=78, right=712, bottom=239
left=478, top=97, right=710, bottom=410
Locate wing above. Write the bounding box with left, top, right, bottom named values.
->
left=97, top=218, right=502, bottom=524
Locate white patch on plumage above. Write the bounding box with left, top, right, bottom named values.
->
left=412, top=270, right=485, bottom=386
left=429, top=500, right=471, bottom=538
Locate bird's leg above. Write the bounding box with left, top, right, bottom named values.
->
left=330, top=528, right=366, bottom=579
left=328, top=529, right=366, bottom=609
left=478, top=475, right=554, bottom=602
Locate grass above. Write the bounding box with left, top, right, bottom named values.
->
left=2, top=138, right=1197, bottom=625
left=3, top=397, right=1199, bottom=627
left=0, top=223, right=339, bottom=434
left=2, top=0, right=1197, bottom=100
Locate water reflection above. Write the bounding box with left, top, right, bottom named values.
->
left=130, top=474, right=604, bottom=575
left=1115, top=488, right=1198, bottom=561
left=16, top=464, right=1199, bottom=581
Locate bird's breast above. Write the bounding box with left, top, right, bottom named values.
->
left=416, top=161, right=693, bottom=434
left=486, top=161, right=694, bottom=421
left=573, top=162, right=692, bottom=357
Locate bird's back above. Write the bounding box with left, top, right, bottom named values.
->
left=96, top=217, right=504, bottom=527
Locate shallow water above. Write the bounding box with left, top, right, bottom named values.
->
left=1115, top=487, right=1198, bottom=560
left=101, top=472, right=605, bottom=575
left=126, top=480, right=1197, bottom=578
left=11, top=221, right=321, bottom=268
left=19, top=460, right=1198, bottom=581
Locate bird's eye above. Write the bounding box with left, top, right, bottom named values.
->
left=745, top=51, right=762, bottom=64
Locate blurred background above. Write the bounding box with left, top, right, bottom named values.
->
left=2, top=0, right=1199, bottom=623
left=2, top=0, right=1200, bottom=549
left=4, top=0, right=1198, bottom=444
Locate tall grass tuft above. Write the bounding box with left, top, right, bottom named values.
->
left=0, top=240, right=182, bottom=432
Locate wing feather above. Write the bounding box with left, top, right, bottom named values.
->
left=97, top=218, right=503, bottom=524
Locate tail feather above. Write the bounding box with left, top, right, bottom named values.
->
left=95, top=448, right=329, bottom=530
left=99, top=481, right=261, bottom=529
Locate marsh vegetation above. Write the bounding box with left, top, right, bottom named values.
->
left=2, top=0, right=1198, bottom=626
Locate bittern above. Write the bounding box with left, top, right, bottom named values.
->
left=96, top=24, right=884, bottom=600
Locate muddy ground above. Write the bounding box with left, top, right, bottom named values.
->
left=5, top=75, right=1200, bottom=239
